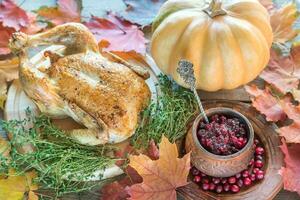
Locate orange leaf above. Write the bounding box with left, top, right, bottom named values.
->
left=271, top=3, right=299, bottom=43
left=37, top=0, right=80, bottom=26
left=126, top=136, right=191, bottom=200
left=278, top=122, right=300, bottom=143
left=245, top=85, right=287, bottom=122
left=279, top=139, right=300, bottom=195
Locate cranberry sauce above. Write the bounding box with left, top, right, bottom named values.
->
left=197, top=114, right=249, bottom=156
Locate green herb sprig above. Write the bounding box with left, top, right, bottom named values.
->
left=0, top=113, right=119, bottom=197
left=131, top=75, right=198, bottom=149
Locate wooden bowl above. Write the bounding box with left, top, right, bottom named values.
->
left=187, top=107, right=255, bottom=177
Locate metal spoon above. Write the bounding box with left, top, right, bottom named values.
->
left=177, top=60, right=209, bottom=123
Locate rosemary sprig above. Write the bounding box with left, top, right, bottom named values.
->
left=0, top=113, right=119, bottom=197
left=131, top=75, right=198, bottom=149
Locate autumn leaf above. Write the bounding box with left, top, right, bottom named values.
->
left=147, top=139, right=159, bottom=160
left=126, top=136, right=190, bottom=200
left=245, top=85, right=287, bottom=122
left=85, top=14, right=147, bottom=54
left=0, top=136, right=10, bottom=160
left=0, top=58, right=19, bottom=109
left=259, top=0, right=274, bottom=12
left=37, top=0, right=80, bottom=26
left=271, top=2, right=299, bottom=43
left=119, top=0, right=165, bottom=26
left=0, top=0, right=29, bottom=31
left=279, top=139, right=300, bottom=195
left=0, top=169, right=38, bottom=200
left=0, top=24, right=14, bottom=55
left=260, top=49, right=300, bottom=94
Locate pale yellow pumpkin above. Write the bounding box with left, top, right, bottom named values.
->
left=151, top=0, right=273, bottom=91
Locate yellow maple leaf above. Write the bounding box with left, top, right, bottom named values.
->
left=127, top=136, right=191, bottom=200
left=0, top=58, right=19, bottom=109
left=271, top=3, right=299, bottom=43
left=0, top=169, right=38, bottom=200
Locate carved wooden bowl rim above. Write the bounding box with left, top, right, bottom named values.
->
left=192, top=107, right=254, bottom=160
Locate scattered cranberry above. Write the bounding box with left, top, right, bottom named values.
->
left=256, top=170, right=264, bottom=180
left=193, top=176, right=201, bottom=183
left=237, top=179, right=244, bottom=187
left=235, top=173, right=241, bottom=179
left=191, top=167, right=200, bottom=176
left=242, top=170, right=250, bottom=178
left=212, top=177, right=221, bottom=185
left=231, top=185, right=240, bottom=193
left=243, top=177, right=252, bottom=186
left=201, top=172, right=207, bottom=177
left=255, top=160, right=264, bottom=168
left=221, top=178, right=227, bottom=184
left=248, top=158, right=254, bottom=166
left=250, top=174, right=256, bottom=181
left=255, top=147, right=264, bottom=155
left=216, top=185, right=223, bottom=193
left=253, top=168, right=260, bottom=174
left=202, top=183, right=210, bottom=190
left=209, top=183, right=216, bottom=191
left=228, top=177, right=236, bottom=184
left=197, top=114, right=248, bottom=155
left=254, top=139, right=260, bottom=145
left=202, top=178, right=210, bottom=184
left=255, top=155, right=263, bottom=161
left=223, top=184, right=230, bottom=192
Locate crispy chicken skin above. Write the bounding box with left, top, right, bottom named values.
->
left=9, top=23, right=151, bottom=145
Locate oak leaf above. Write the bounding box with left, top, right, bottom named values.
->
left=0, top=0, right=29, bottom=31
left=271, top=2, right=299, bottom=43
left=37, top=0, right=80, bottom=26
left=85, top=14, right=147, bottom=54
left=260, top=49, right=300, bottom=94
left=245, top=85, right=287, bottom=122
left=126, top=136, right=190, bottom=200
left=279, top=139, right=300, bottom=195
left=0, top=169, right=38, bottom=200
left=119, top=0, right=165, bottom=26
left=0, top=58, right=19, bottom=109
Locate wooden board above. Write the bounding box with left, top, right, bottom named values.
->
left=177, top=100, right=283, bottom=200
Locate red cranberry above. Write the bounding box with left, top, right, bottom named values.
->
left=230, top=185, right=240, bottom=193
left=255, top=160, right=264, bottom=168
left=250, top=174, right=256, bottom=181
left=201, top=172, right=207, bottom=177
left=212, top=177, right=221, bottom=185
left=253, top=168, right=260, bottom=174
left=248, top=158, right=254, bottom=166
left=237, top=179, right=243, bottom=187
left=193, top=176, right=201, bottom=183
left=223, top=183, right=230, bottom=192
left=221, top=178, right=227, bottom=184
left=191, top=167, right=200, bottom=176
left=255, top=155, right=263, bottom=161
left=256, top=170, right=264, bottom=180
left=243, top=177, right=252, bottom=186
left=202, top=183, right=210, bottom=190
left=202, top=178, right=210, bottom=184
left=235, top=173, right=241, bottom=179
left=228, top=177, right=236, bottom=184
left=254, top=139, right=260, bottom=145
left=255, top=147, right=264, bottom=155
left=242, top=170, right=250, bottom=178
left=216, top=185, right=223, bottom=193
left=209, top=183, right=216, bottom=191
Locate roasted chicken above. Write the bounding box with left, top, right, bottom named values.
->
left=9, top=23, right=151, bottom=145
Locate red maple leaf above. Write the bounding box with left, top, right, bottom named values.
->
left=85, top=14, right=147, bottom=54
left=0, top=0, right=29, bottom=30
left=37, top=0, right=80, bottom=26
left=0, top=23, right=14, bottom=55
left=245, top=85, right=287, bottom=122
left=260, top=49, right=300, bottom=94
left=279, top=139, right=300, bottom=195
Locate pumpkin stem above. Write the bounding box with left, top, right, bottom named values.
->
left=204, top=0, right=227, bottom=18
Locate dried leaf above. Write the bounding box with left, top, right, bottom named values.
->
left=271, top=3, right=299, bottom=43
left=0, top=136, right=10, bottom=160
left=259, top=0, right=275, bottom=12
left=278, top=122, right=300, bottom=143
left=245, top=85, right=287, bottom=122
left=0, top=169, right=38, bottom=200
left=0, top=24, right=14, bottom=55
left=147, top=139, right=159, bottom=160
left=126, top=136, right=190, bottom=200
left=37, top=0, right=80, bottom=26
left=119, top=0, right=165, bottom=26
left=279, top=139, right=300, bottom=195
left=0, top=58, right=19, bottom=109
left=0, top=0, right=29, bottom=30
left=85, top=14, right=147, bottom=54
left=260, top=49, right=300, bottom=94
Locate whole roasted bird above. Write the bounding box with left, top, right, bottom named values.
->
left=9, top=23, right=151, bottom=145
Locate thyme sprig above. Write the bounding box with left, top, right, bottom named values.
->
left=0, top=113, right=119, bottom=197
left=132, top=75, right=198, bottom=149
